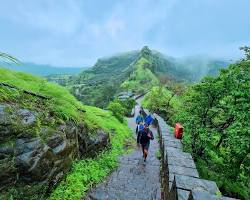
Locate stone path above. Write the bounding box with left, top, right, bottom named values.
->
left=85, top=104, right=161, bottom=200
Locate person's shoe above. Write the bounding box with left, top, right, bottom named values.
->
left=144, top=157, right=146, bottom=162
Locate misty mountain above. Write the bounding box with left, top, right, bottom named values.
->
left=0, top=62, right=87, bottom=76
left=61, top=47, right=226, bottom=107
left=176, top=57, right=230, bottom=80
left=47, top=46, right=229, bottom=107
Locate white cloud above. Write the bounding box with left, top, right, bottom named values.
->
left=0, top=0, right=249, bottom=66
left=105, top=17, right=125, bottom=38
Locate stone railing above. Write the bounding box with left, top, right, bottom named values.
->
left=153, top=114, right=239, bottom=200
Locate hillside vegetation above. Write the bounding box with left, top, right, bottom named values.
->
left=50, top=46, right=228, bottom=108
left=0, top=68, right=84, bottom=122
left=0, top=68, right=132, bottom=200
left=142, top=48, right=250, bottom=200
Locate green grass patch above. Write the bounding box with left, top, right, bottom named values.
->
left=0, top=68, right=84, bottom=122
left=155, top=149, right=161, bottom=160
left=49, top=105, right=133, bottom=200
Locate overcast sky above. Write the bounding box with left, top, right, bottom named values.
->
left=0, top=0, right=250, bottom=66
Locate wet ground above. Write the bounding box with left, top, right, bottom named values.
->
left=85, top=104, right=161, bottom=200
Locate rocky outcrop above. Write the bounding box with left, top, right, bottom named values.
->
left=0, top=103, right=109, bottom=199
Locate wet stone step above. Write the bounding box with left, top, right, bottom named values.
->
left=162, top=135, right=178, bottom=142
left=177, top=189, right=190, bottom=200
left=168, top=165, right=199, bottom=180
left=173, top=175, right=219, bottom=195
left=165, top=149, right=193, bottom=160
left=164, top=140, right=183, bottom=149
left=168, top=156, right=196, bottom=169
left=189, top=190, right=240, bottom=200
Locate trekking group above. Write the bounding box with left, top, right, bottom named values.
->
left=135, top=109, right=154, bottom=162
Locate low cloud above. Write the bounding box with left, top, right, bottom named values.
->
left=0, top=0, right=249, bottom=66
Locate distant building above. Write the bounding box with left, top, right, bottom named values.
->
left=117, top=91, right=133, bottom=101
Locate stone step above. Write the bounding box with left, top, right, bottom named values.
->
left=164, top=140, right=183, bottom=149
left=171, top=175, right=219, bottom=195
left=162, top=134, right=178, bottom=142
left=165, top=147, right=193, bottom=160
left=178, top=189, right=190, bottom=200
left=189, top=190, right=240, bottom=200
left=168, top=165, right=199, bottom=180
left=168, top=156, right=197, bottom=169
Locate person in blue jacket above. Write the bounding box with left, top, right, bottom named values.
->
left=135, top=110, right=144, bottom=133
left=144, top=113, right=153, bottom=126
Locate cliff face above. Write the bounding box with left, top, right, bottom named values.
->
left=0, top=102, right=109, bottom=198
left=0, top=68, right=110, bottom=199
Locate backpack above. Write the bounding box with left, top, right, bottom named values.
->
left=145, top=115, right=153, bottom=125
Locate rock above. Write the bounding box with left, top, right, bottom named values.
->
left=172, top=175, right=219, bottom=195
left=0, top=103, right=110, bottom=199
left=17, top=109, right=36, bottom=125
left=168, top=165, right=199, bottom=178
left=0, top=157, right=16, bottom=190
left=78, top=129, right=109, bottom=157
left=188, top=190, right=239, bottom=200
left=168, top=156, right=197, bottom=169
left=178, top=189, right=190, bottom=200
left=0, top=104, right=12, bottom=125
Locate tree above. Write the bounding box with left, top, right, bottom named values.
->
left=173, top=47, right=250, bottom=199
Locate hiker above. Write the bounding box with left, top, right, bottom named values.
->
left=144, top=113, right=153, bottom=126
left=135, top=110, right=144, bottom=133
left=136, top=121, right=144, bottom=144
left=138, top=124, right=154, bottom=162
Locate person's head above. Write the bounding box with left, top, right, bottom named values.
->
left=144, top=123, right=149, bottom=129
left=139, top=110, right=142, bottom=115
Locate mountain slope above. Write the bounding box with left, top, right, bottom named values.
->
left=0, top=68, right=132, bottom=200
left=0, top=62, right=85, bottom=76
left=53, top=46, right=228, bottom=108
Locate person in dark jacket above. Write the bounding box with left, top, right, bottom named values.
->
left=136, top=122, right=144, bottom=144
left=137, top=124, right=154, bottom=162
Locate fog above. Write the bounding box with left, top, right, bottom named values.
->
left=0, top=0, right=249, bottom=66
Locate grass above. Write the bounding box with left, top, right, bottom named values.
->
left=155, top=149, right=161, bottom=160
left=49, top=105, right=133, bottom=200
left=0, top=67, right=84, bottom=122
left=121, top=57, right=159, bottom=93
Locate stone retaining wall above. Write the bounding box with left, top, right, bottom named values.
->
left=153, top=114, right=239, bottom=200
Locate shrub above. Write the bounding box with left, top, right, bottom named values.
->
left=107, top=100, right=125, bottom=122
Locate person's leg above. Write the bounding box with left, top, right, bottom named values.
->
left=143, top=143, right=150, bottom=161
left=141, top=144, right=146, bottom=159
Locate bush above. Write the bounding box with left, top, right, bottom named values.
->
left=118, top=98, right=136, bottom=116
left=107, top=100, right=125, bottom=122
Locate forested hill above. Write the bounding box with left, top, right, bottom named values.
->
left=50, top=46, right=229, bottom=108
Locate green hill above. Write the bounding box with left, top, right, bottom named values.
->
left=64, top=46, right=192, bottom=107
left=49, top=46, right=229, bottom=108
left=0, top=62, right=85, bottom=76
